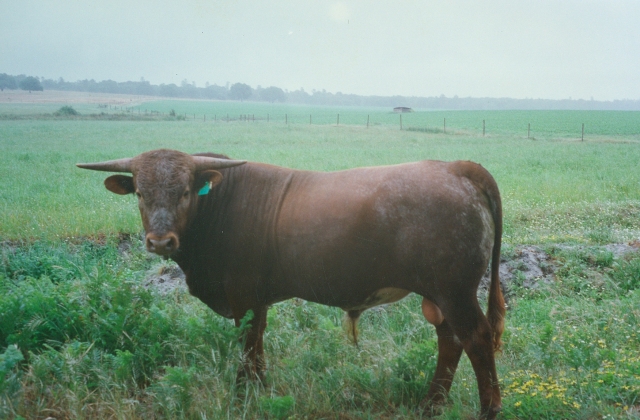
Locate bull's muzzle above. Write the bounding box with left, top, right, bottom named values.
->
left=146, top=232, right=180, bottom=256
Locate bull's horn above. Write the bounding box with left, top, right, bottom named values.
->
left=192, top=156, right=247, bottom=170
left=76, top=158, right=133, bottom=173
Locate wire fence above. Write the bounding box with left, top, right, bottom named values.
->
left=101, top=104, right=640, bottom=141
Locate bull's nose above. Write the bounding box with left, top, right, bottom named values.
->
left=146, top=233, right=179, bottom=256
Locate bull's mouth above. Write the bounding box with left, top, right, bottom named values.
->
left=145, top=232, right=180, bottom=257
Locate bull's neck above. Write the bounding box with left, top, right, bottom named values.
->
left=174, top=162, right=295, bottom=276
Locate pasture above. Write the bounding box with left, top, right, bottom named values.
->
left=1, top=97, right=639, bottom=418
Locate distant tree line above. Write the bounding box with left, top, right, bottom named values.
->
left=1, top=73, right=639, bottom=110
left=1, top=74, right=43, bottom=92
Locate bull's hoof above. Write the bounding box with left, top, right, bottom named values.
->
left=480, top=405, right=502, bottom=420
left=418, top=398, right=446, bottom=418
left=235, top=368, right=266, bottom=385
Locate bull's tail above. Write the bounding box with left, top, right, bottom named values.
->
left=482, top=169, right=505, bottom=353
left=454, top=161, right=505, bottom=353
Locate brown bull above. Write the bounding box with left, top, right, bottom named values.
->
left=78, top=149, right=505, bottom=418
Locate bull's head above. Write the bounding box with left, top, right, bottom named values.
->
left=77, top=149, right=245, bottom=256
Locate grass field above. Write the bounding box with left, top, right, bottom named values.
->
left=1, top=98, right=639, bottom=419
left=2, top=102, right=640, bottom=244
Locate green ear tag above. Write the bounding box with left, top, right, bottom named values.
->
left=198, top=182, right=212, bottom=196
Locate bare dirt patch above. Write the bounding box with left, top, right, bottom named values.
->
left=144, top=263, right=188, bottom=295
left=480, top=241, right=640, bottom=296
left=493, top=246, right=556, bottom=289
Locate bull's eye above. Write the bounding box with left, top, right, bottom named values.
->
left=135, top=191, right=142, bottom=199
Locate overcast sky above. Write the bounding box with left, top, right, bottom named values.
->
left=2, top=0, right=639, bottom=101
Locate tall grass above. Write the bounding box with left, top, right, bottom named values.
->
left=1, top=240, right=639, bottom=419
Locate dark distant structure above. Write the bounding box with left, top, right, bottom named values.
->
left=393, top=106, right=413, bottom=113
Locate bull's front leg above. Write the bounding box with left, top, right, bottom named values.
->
left=234, top=305, right=268, bottom=382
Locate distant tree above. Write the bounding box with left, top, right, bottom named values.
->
left=288, top=88, right=310, bottom=104
left=179, top=79, right=199, bottom=98
left=134, top=80, right=154, bottom=96
left=97, top=79, right=119, bottom=93
left=203, top=84, right=227, bottom=100
left=159, top=83, right=179, bottom=97
left=260, top=86, right=286, bottom=103
left=229, top=83, right=252, bottom=101
left=19, top=76, right=43, bottom=92
left=0, top=73, right=17, bottom=91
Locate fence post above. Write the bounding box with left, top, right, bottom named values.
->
left=483, top=120, right=485, bottom=136
left=337, top=114, right=340, bottom=126
left=286, top=114, right=288, bottom=124
left=528, top=123, right=530, bottom=139
left=400, top=114, right=403, bottom=130
left=582, top=123, right=584, bottom=141
left=367, top=114, right=369, bottom=128
left=444, top=118, right=446, bottom=134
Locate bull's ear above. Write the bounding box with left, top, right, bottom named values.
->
left=198, top=170, right=223, bottom=187
left=104, top=175, right=135, bottom=195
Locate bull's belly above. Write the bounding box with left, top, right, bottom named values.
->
left=285, top=281, right=411, bottom=311
left=340, top=287, right=410, bottom=311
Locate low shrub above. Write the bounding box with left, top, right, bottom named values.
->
left=54, top=105, right=79, bottom=116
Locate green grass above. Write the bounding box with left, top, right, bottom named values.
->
left=1, top=106, right=640, bottom=243
left=1, top=240, right=639, bottom=419
left=134, top=101, right=640, bottom=139
left=1, top=101, right=640, bottom=418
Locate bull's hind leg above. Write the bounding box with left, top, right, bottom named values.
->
left=422, top=320, right=464, bottom=413
left=446, top=303, right=502, bottom=419
left=420, top=299, right=464, bottom=414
